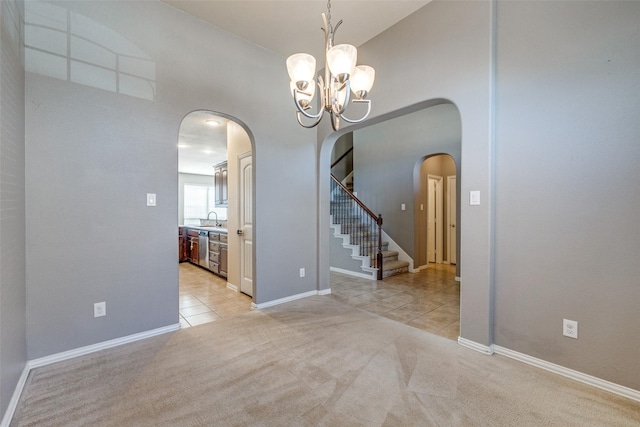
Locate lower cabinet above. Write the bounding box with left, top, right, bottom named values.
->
left=178, top=227, right=188, bottom=262
left=187, top=229, right=199, bottom=264
left=208, top=231, right=227, bottom=278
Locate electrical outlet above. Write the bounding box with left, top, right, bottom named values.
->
left=563, top=319, right=578, bottom=339
left=299, top=268, right=305, bottom=278
left=94, top=302, right=106, bottom=318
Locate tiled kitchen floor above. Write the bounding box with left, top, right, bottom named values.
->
left=329, top=264, right=460, bottom=340
left=180, top=262, right=460, bottom=340
left=178, top=262, right=252, bottom=328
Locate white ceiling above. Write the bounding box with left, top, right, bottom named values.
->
left=164, top=1, right=431, bottom=60
left=172, top=1, right=431, bottom=176
left=178, top=111, right=228, bottom=176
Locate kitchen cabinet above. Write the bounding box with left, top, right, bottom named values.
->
left=219, top=232, right=228, bottom=278
left=178, top=227, right=188, bottom=262
left=187, top=229, right=199, bottom=264
left=214, top=161, right=228, bottom=207
left=208, top=231, right=228, bottom=278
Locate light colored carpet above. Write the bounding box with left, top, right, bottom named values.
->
left=11, top=296, right=640, bottom=426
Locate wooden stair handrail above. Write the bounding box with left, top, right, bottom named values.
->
left=330, top=147, right=354, bottom=169
left=331, top=174, right=382, bottom=226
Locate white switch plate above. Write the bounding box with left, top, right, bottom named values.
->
left=299, top=268, right=305, bottom=278
left=420, top=204, right=424, bottom=211
left=469, top=191, right=481, bottom=206
left=401, top=204, right=406, bottom=211
left=146, top=193, right=156, bottom=206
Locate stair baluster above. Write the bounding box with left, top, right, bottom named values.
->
left=330, top=175, right=384, bottom=280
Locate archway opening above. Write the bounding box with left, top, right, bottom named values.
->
left=177, top=110, right=255, bottom=328
left=323, top=100, right=461, bottom=340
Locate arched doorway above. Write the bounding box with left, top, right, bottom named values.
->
left=322, top=100, right=462, bottom=340
left=177, top=110, right=255, bottom=327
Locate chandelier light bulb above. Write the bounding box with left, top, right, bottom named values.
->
left=286, top=53, right=316, bottom=87
left=350, top=65, right=376, bottom=99
left=327, top=44, right=357, bottom=82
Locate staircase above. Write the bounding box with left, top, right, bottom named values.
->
left=330, top=177, right=409, bottom=279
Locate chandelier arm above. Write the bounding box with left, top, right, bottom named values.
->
left=296, top=111, right=323, bottom=128
left=329, top=112, right=340, bottom=131
left=331, top=79, right=352, bottom=116
left=338, top=99, right=372, bottom=124
left=293, top=87, right=323, bottom=120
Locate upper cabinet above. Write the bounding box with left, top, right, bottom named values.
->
left=214, top=161, right=228, bottom=207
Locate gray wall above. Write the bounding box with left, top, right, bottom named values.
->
left=352, top=103, right=461, bottom=266
left=0, top=0, right=26, bottom=418
left=493, top=1, right=640, bottom=390
left=24, top=0, right=316, bottom=359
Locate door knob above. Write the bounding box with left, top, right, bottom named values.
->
left=237, top=230, right=244, bottom=236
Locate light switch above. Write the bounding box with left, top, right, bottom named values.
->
left=469, top=191, right=480, bottom=206
left=147, top=193, right=157, bottom=206
left=401, top=204, right=406, bottom=211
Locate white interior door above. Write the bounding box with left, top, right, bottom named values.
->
left=427, top=175, right=443, bottom=264
left=447, top=175, right=457, bottom=264
left=239, top=153, right=253, bottom=297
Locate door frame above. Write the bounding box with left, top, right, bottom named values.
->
left=446, top=175, right=457, bottom=265
left=238, top=151, right=253, bottom=297
left=427, top=174, right=443, bottom=265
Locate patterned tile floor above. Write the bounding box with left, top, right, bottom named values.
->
left=329, top=264, right=460, bottom=340
left=178, top=262, right=252, bottom=328
left=179, top=262, right=460, bottom=340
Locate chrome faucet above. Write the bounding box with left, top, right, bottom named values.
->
left=207, top=211, right=221, bottom=226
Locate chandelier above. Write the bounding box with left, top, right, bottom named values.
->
left=286, top=0, right=375, bottom=131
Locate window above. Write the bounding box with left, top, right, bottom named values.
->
left=183, top=184, right=217, bottom=224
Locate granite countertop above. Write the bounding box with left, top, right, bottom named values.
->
left=180, top=225, right=228, bottom=233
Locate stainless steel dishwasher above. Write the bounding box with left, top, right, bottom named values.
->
left=198, top=230, right=209, bottom=268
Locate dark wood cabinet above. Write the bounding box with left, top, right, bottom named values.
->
left=178, top=227, right=188, bottom=262
left=186, top=229, right=199, bottom=264
left=214, top=161, right=228, bottom=207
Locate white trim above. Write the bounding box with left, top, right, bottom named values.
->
left=457, top=337, right=495, bottom=355
left=318, top=288, right=332, bottom=296
left=226, top=282, right=239, bottom=292
left=455, top=276, right=461, bottom=282
left=330, top=266, right=376, bottom=280
left=251, top=290, right=319, bottom=309
left=28, top=324, right=179, bottom=369
left=1, top=324, right=179, bottom=426
left=493, top=345, right=640, bottom=403
left=1, top=365, right=30, bottom=427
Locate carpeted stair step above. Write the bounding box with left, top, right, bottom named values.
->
left=382, top=259, right=410, bottom=278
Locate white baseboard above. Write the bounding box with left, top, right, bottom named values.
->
left=493, top=345, right=640, bottom=403
left=457, top=337, right=495, bottom=355
left=1, top=365, right=30, bottom=427
left=252, top=289, right=335, bottom=309
left=330, top=266, right=375, bottom=280
left=1, top=323, right=179, bottom=427
left=455, top=276, right=461, bottom=282
left=28, top=324, right=179, bottom=369
left=226, top=282, right=238, bottom=292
